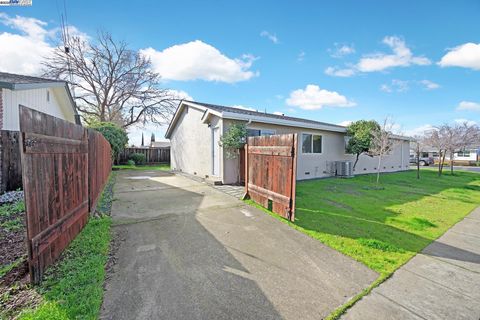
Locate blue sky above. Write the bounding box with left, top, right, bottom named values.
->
left=1, top=0, right=479, bottom=145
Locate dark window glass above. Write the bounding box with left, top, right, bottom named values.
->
left=313, top=135, right=322, bottom=153
left=302, top=134, right=312, bottom=153
left=247, top=129, right=261, bottom=137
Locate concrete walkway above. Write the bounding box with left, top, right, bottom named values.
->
left=101, top=170, right=377, bottom=320
left=343, top=207, right=480, bottom=320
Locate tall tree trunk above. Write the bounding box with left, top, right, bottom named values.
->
left=440, top=152, right=446, bottom=175
left=376, top=155, right=382, bottom=185
left=438, top=150, right=442, bottom=176
left=353, top=153, right=360, bottom=170
left=450, top=151, right=454, bottom=175
left=416, top=144, right=420, bottom=179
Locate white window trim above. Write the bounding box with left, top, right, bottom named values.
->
left=301, top=132, right=323, bottom=155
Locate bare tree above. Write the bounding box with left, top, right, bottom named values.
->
left=369, top=118, right=396, bottom=185
left=43, top=31, right=179, bottom=128
left=424, top=128, right=447, bottom=176
left=412, top=135, right=430, bottom=179
left=424, top=122, right=480, bottom=176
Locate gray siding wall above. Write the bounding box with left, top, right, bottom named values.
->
left=223, top=120, right=410, bottom=183
left=170, top=105, right=221, bottom=179
left=2, top=87, right=75, bottom=130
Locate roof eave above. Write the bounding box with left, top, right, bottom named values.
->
left=221, top=111, right=347, bottom=133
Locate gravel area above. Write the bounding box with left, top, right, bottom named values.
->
left=0, top=191, right=24, bottom=205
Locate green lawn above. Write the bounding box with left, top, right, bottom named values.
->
left=112, top=163, right=170, bottom=171
left=249, top=169, right=480, bottom=275
left=247, top=169, right=480, bottom=318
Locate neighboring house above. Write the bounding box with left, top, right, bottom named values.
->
left=0, top=72, right=80, bottom=130
left=150, top=141, right=171, bottom=148
left=166, top=101, right=411, bottom=184
left=411, top=145, right=480, bottom=165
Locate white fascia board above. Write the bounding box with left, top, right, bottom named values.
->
left=221, top=111, right=347, bottom=133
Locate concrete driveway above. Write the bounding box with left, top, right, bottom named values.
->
left=100, top=170, right=377, bottom=320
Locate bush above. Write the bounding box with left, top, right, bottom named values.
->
left=128, top=153, right=146, bottom=165
left=127, top=159, right=136, bottom=166
left=88, top=122, right=128, bottom=160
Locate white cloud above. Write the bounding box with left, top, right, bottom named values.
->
left=380, top=79, right=409, bottom=93
left=457, top=101, right=480, bottom=111
left=168, top=89, right=193, bottom=101
left=297, top=51, right=305, bottom=62
left=329, top=43, right=355, bottom=58
left=438, top=43, right=480, bottom=70
left=286, top=84, right=356, bottom=110
left=0, top=13, right=88, bottom=75
left=0, top=13, right=55, bottom=74
left=324, top=66, right=356, bottom=77
left=454, top=118, right=477, bottom=126
left=140, top=40, right=259, bottom=83
left=404, top=124, right=436, bottom=137
left=260, top=30, right=279, bottom=44
left=357, top=36, right=430, bottom=72
left=325, top=36, right=430, bottom=77
left=419, top=80, right=440, bottom=90
left=231, top=105, right=257, bottom=111
left=338, top=120, right=353, bottom=127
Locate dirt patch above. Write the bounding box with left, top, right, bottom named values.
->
left=104, top=228, right=127, bottom=281
left=0, top=212, right=27, bottom=268
left=0, top=260, right=42, bottom=319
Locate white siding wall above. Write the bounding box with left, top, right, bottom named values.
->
left=2, top=87, right=75, bottom=131
left=170, top=105, right=221, bottom=179
left=223, top=120, right=410, bottom=183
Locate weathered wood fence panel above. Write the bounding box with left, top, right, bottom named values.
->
left=0, top=130, right=22, bottom=193
left=244, top=134, right=297, bottom=221
left=88, top=129, right=112, bottom=212
left=19, top=106, right=112, bottom=283
left=119, top=147, right=170, bottom=164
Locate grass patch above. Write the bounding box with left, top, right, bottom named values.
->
left=0, top=257, right=24, bottom=278
left=15, top=174, right=116, bottom=320
left=0, top=201, right=25, bottom=232
left=112, top=163, right=170, bottom=171
left=246, top=170, right=480, bottom=318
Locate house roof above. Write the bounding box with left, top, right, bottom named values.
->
left=151, top=141, right=171, bottom=148
left=187, top=101, right=347, bottom=130
left=0, top=72, right=80, bottom=125
left=0, top=72, right=67, bottom=90
left=165, top=100, right=412, bottom=141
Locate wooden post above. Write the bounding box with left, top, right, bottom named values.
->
left=290, top=133, right=298, bottom=222
left=242, top=142, right=249, bottom=199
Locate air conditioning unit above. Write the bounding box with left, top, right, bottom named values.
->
left=336, top=161, right=354, bottom=178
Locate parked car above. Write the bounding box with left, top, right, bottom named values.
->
left=409, top=154, right=435, bottom=166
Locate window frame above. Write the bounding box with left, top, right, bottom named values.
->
left=301, top=133, right=323, bottom=155
left=246, top=128, right=276, bottom=137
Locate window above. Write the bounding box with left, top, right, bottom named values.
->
left=457, top=150, right=471, bottom=157
left=344, top=136, right=351, bottom=153
left=302, top=133, right=322, bottom=154
left=247, top=129, right=276, bottom=137
left=421, top=152, right=429, bottom=158
left=46, top=90, right=50, bottom=102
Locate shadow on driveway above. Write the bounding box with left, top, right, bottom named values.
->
left=101, top=170, right=378, bottom=320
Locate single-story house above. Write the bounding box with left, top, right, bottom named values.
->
left=411, top=145, right=480, bottom=165
left=165, top=100, right=411, bottom=184
left=0, top=72, right=80, bottom=130
left=150, top=141, right=171, bottom=148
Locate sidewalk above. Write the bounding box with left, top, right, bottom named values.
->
left=343, top=207, right=480, bottom=320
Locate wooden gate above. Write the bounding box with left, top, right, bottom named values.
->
left=19, top=106, right=111, bottom=283
left=244, top=134, right=298, bottom=221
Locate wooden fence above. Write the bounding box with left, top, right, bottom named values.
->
left=19, top=106, right=112, bottom=283
left=0, top=130, right=22, bottom=193
left=244, top=134, right=298, bottom=221
left=119, top=146, right=170, bottom=164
